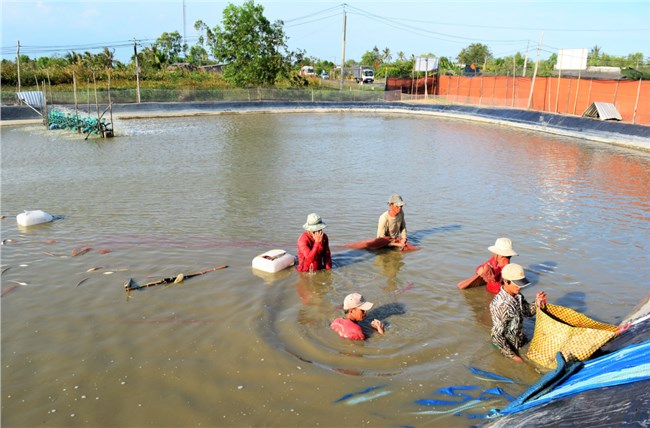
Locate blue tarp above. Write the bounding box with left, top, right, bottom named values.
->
left=496, top=340, right=650, bottom=416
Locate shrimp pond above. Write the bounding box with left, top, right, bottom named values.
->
left=2, top=111, right=650, bottom=427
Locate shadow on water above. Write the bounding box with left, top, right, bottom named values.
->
left=332, top=248, right=380, bottom=269
left=554, top=291, right=588, bottom=314
left=408, top=224, right=462, bottom=246
left=526, top=261, right=559, bottom=287
left=362, top=302, right=407, bottom=338
left=331, top=224, right=462, bottom=269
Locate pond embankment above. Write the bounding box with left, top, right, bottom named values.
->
left=2, top=101, right=650, bottom=151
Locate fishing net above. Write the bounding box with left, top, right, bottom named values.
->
left=527, top=304, right=619, bottom=369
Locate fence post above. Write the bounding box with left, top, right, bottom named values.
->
left=492, top=77, right=496, bottom=106
left=565, top=79, right=571, bottom=115
left=573, top=72, right=582, bottom=115
left=633, top=78, right=642, bottom=125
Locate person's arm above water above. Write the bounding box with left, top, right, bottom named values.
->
left=377, top=212, right=389, bottom=238
left=371, top=319, right=385, bottom=334
left=399, top=213, right=407, bottom=242
left=297, top=232, right=322, bottom=271
left=322, top=233, right=332, bottom=270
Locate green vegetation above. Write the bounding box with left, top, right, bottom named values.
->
left=1, top=1, right=648, bottom=94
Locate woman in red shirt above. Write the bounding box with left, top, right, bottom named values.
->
left=296, top=213, right=332, bottom=272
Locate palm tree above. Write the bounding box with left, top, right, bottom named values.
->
left=97, top=47, right=115, bottom=69
left=65, top=51, right=83, bottom=65
left=382, top=47, right=392, bottom=63
left=589, top=45, right=601, bottom=66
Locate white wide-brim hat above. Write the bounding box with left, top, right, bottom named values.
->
left=488, top=237, right=518, bottom=257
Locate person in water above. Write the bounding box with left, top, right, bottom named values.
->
left=296, top=213, right=332, bottom=272
left=489, top=263, right=547, bottom=363
left=377, top=194, right=408, bottom=250
left=331, top=293, right=385, bottom=340
left=476, top=237, right=518, bottom=294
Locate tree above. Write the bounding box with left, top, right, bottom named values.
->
left=588, top=45, right=601, bottom=66
left=381, top=47, right=392, bottom=63
left=96, top=47, right=115, bottom=69
left=186, top=45, right=209, bottom=66
left=627, top=52, right=644, bottom=69
left=195, top=0, right=294, bottom=87
left=154, top=31, right=186, bottom=65
left=361, top=46, right=381, bottom=69
left=457, top=43, right=491, bottom=68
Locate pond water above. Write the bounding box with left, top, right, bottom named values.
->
left=2, top=111, right=649, bottom=427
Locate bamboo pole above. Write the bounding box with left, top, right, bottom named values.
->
left=565, top=79, right=571, bottom=114
left=511, top=58, right=517, bottom=107
left=492, top=76, right=497, bottom=105
left=555, top=69, right=562, bottom=113
left=47, top=70, right=52, bottom=104
left=87, top=79, right=90, bottom=114
left=16, top=40, right=21, bottom=93
left=547, top=77, right=551, bottom=112
left=527, top=32, right=543, bottom=109
left=93, top=72, right=100, bottom=136
left=41, top=80, right=48, bottom=126
left=632, top=78, right=642, bottom=125
left=73, top=73, right=79, bottom=133
left=108, top=71, right=114, bottom=136
left=573, top=70, right=582, bottom=115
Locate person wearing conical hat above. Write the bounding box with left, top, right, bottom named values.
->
left=296, top=213, right=332, bottom=272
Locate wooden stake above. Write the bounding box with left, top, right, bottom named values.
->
left=108, top=71, right=114, bottom=137
left=73, top=73, right=79, bottom=132
left=633, top=78, right=642, bottom=124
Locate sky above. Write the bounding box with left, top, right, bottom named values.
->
left=2, top=0, right=649, bottom=66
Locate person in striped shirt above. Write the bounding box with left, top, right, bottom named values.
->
left=489, top=263, right=547, bottom=362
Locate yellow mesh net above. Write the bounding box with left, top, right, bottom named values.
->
left=527, top=303, right=619, bottom=369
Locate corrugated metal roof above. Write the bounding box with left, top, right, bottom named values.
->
left=582, top=102, right=622, bottom=121
left=17, top=91, right=45, bottom=109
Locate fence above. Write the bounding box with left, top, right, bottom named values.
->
left=4, top=80, right=648, bottom=125
left=2, top=87, right=389, bottom=108
left=389, top=75, right=650, bottom=126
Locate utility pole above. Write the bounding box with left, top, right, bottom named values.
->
left=339, top=5, right=346, bottom=90
left=522, top=40, right=530, bottom=77
left=133, top=38, right=141, bottom=103
left=16, top=40, right=21, bottom=93
left=527, top=32, right=543, bottom=110
left=183, top=0, right=187, bottom=55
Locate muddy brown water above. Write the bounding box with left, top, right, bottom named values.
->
left=2, top=112, right=649, bottom=427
